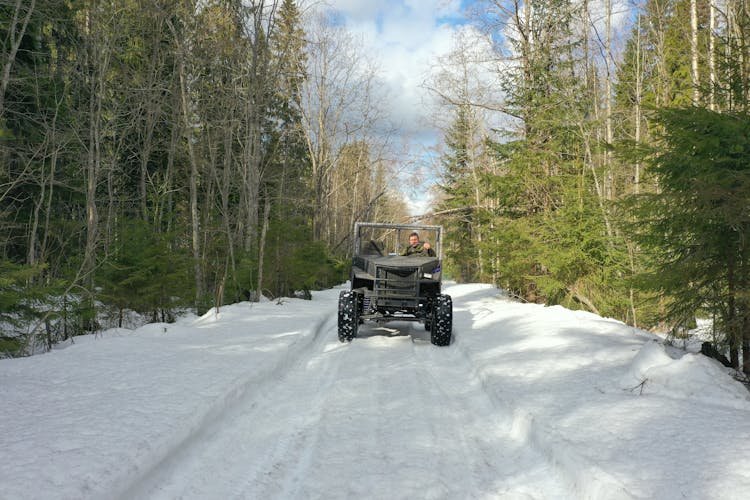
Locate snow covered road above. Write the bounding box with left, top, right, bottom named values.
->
left=126, top=316, right=570, bottom=500
left=2, top=284, right=750, bottom=499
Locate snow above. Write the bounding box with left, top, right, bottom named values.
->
left=2, top=283, right=749, bottom=499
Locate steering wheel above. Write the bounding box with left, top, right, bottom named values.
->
left=370, top=239, right=384, bottom=256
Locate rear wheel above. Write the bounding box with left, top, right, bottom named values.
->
left=338, top=291, right=358, bottom=342
left=430, top=294, right=452, bottom=346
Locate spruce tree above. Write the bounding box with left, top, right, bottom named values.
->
left=628, top=107, right=750, bottom=372
left=438, top=103, right=481, bottom=281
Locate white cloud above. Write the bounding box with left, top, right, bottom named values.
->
left=318, top=0, right=384, bottom=22
left=302, top=1, right=474, bottom=215
left=312, top=0, right=468, bottom=148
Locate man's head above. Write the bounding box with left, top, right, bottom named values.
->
left=408, top=232, right=420, bottom=246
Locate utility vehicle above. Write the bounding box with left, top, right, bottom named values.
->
left=337, top=222, right=452, bottom=346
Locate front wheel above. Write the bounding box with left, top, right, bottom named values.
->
left=430, top=294, right=452, bottom=346
left=338, top=291, right=358, bottom=342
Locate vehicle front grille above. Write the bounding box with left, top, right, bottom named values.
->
left=373, top=265, right=419, bottom=307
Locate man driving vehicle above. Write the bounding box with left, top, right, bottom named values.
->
left=402, top=232, right=435, bottom=257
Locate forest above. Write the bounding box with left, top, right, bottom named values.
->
left=1, top=0, right=749, bottom=374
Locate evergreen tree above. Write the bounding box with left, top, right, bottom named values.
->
left=438, top=103, right=482, bottom=282
left=482, top=0, right=614, bottom=308
left=99, top=220, right=192, bottom=325
left=627, top=107, right=750, bottom=372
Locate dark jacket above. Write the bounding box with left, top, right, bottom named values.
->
left=402, top=242, right=435, bottom=257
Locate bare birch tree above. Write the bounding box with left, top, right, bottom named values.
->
left=167, top=5, right=204, bottom=310
left=300, top=11, right=392, bottom=247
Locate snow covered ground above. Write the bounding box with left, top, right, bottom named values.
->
left=2, top=283, right=749, bottom=500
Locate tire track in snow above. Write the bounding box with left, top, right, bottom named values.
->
left=291, top=329, right=481, bottom=499
left=403, top=335, right=485, bottom=496
left=229, top=326, right=349, bottom=499
left=227, top=330, right=433, bottom=499
left=229, top=324, right=493, bottom=499
left=450, top=328, right=635, bottom=500
left=412, top=333, right=574, bottom=500
left=252, top=319, right=574, bottom=500
left=112, top=312, right=336, bottom=500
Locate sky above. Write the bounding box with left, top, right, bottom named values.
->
left=317, top=0, right=472, bottom=135
left=2, top=282, right=750, bottom=498
left=313, top=0, right=478, bottom=215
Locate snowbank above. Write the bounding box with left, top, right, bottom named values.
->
left=1, top=283, right=749, bottom=499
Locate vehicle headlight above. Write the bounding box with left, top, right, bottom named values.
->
left=423, top=273, right=433, bottom=279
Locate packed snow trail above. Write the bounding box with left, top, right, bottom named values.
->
left=3, top=284, right=750, bottom=499
left=123, top=317, right=572, bottom=500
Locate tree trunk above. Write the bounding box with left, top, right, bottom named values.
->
left=634, top=12, right=643, bottom=194
left=605, top=0, right=614, bottom=201
left=0, top=0, right=36, bottom=118
left=691, top=0, right=700, bottom=104
left=709, top=1, right=717, bottom=111
left=256, top=189, right=271, bottom=301
left=83, top=8, right=107, bottom=294
left=168, top=17, right=204, bottom=311
left=728, top=257, right=740, bottom=368
left=221, top=126, right=237, bottom=298
left=743, top=313, right=750, bottom=375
